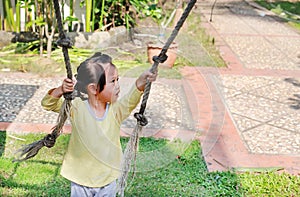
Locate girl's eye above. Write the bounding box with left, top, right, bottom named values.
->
left=111, top=77, right=119, bottom=83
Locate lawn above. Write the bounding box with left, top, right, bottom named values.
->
left=0, top=132, right=299, bottom=196
left=255, top=0, right=300, bottom=31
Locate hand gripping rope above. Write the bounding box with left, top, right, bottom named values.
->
left=118, top=0, right=197, bottom=196
left=14, top=0, right=74, bottom=162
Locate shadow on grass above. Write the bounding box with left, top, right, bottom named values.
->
left=0, top=174, right=70, bottom=196
left=0, top=131, right=6, bottom=157
left=0, top=159, right=70, bottom=196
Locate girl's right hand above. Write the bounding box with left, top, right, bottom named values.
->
left=136, top=69, right=158, bottom=91
left=50, top=78, right=75, bottom=98
left=61, top=78, right=75, bottom=94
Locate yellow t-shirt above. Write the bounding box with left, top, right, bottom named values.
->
left=41, top=85, right=143, bottom=187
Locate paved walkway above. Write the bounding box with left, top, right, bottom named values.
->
left=191, top=0, right=300, bottom=174
left=1, top=0, right=300, bottom=175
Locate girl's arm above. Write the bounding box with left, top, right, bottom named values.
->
left=41, top=78, right=75, bottom=112
left=113, top=69, right=158, bottom=122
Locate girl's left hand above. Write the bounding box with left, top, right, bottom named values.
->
left=136, top=69, right=158, bottom=91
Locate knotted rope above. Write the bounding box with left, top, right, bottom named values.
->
left=14, top=0, right=73, bottom=162
left=118, top=0, right=197, bottom=196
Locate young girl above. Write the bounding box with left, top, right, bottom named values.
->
left=41, top=53, right=157, bottom=197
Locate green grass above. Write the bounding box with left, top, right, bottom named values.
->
left=0, top=133, right=70, bottom=196
left=0, top=46, right=185, bottom=79
left=1, top=132, right=300, bottom=196
left=255, top=0, right=300, bottom=31
left=0, top=44, right=191, bottom=79
left=0, top=45, right=93, bottom=77
left=239, top=171, right=300, bottom=196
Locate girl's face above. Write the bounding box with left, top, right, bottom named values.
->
left=97, top=64, right=120, bottom=103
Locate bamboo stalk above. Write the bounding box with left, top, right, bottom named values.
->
left=4, top=0, right=16, bottom=31
left=85, top=0, right=92, bottom=32
left=99, top=0, right=105, bottom=30
left=0, top=15, right=2, bottom=30
left=91, top=0, right=95, bottom=31
left=16, top=1, right=21, bottom=32
left=25, top=1, right=28, bottom=31
left=0, top=0, right=3, bottom=30
left=69, top=0, right=74, bottom=31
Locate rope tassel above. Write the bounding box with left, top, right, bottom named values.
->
left=118, top=124, right=142, bottom=196
left=14, top=0, right=73, bottom=162
left=14, top=99, right=71, bottom=162
left=117, top=0, right=197, bottom=196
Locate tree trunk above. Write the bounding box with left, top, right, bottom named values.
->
left=45, top=23, right=55, bottom=58
left=39, top=26, right=44, bottom=57
left=47, top=28, right=55, bottom=58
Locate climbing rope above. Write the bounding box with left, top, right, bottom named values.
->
left=14, top=0, right=73, bottom=162
left=118, top=0, right=197, bottom=196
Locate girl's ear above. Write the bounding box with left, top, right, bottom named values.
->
left=87, top=83, right=98, bottom=95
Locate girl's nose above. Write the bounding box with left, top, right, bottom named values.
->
left=115, top=81, right=120, bottom=90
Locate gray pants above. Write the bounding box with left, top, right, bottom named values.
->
left=71, top=181, right=117, bottom=197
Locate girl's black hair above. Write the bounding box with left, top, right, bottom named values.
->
left=74, top=53, right=115, bottom=99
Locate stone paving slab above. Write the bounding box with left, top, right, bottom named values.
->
left=265, top=37, right=300, bottom=61
left=243, top=124, right=300, bottom=155
left=206, top=14, right=258, bottom=35
left=217, top=75, right=300, bottom=155
left=244, top=17, right=299, bottom=36
left=224, top=36, right=299, bottom=70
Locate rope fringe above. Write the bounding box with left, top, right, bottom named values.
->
left=117, top=125, right=141, bottom=196
left=14, top=100, right=71, bottom=162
